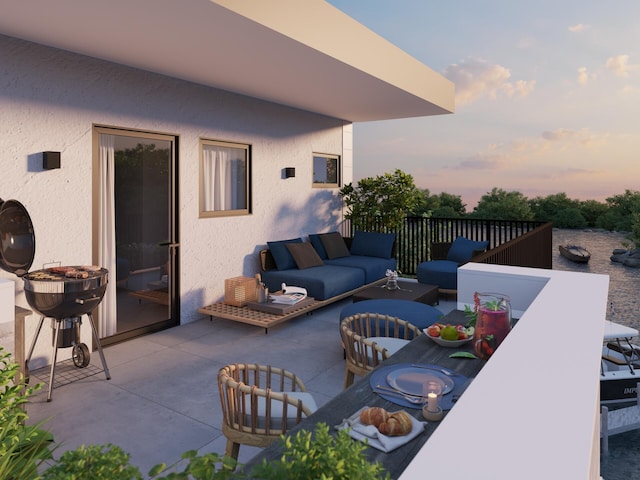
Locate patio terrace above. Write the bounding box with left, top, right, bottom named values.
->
left=24, top=264, right=616, bottom=478
left=26, top=292, right=455, bottom=475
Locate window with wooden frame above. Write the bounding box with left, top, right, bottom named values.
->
left=312, top=153, right=340, bottom=188
left=200, top=139, right=251, bottom=217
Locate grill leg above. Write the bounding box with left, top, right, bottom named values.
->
left=87, top=313, right=111, bottom=380
left=25, top=316, right=45, bottom=370
left=47, top=320, right=62, bottom=402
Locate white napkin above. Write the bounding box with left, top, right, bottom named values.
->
left=336, top=406, right=426, bottom=452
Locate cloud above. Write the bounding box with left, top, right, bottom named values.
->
left=450, top=128, right=609, bottom=173
left=568, top=24, right=589, bottom=33
left=541, top=128, right=606, bottom=146
left=606, top=54, right=640, bottom=77
left=622, top=85, right=640, bottom=94
left=455, top=154, right=504, bottom=170
left=577, top=66, right=596, bottom=85
left=443, top=58, right=536, bottom=106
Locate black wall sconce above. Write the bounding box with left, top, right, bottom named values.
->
left=284, top=167, right=295, bottom=178
left=43, top=151, right=61, bottom=170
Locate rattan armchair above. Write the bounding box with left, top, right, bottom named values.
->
left=217, top=363, right=317, bottom=462
left=340, top=313, right=422, bottom=389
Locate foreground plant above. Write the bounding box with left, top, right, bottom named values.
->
left=149, top=450, right=239, bottom=480
left=250, top=422, right=390, bottom=480
left=42, top=444, right=143, bottom=480
left=0, top=347, right=54, bottom=480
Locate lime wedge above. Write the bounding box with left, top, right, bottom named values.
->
left=449, top=352, right=478, bottom=359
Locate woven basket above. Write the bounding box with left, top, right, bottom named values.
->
left=224, top=276, right=257, bottom=306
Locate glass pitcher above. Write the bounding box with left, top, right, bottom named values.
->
left=472, top=292, right=512, bottom=360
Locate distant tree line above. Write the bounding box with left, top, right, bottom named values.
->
left=415, top=186, right=640, bottom=233
left=339, top=170, right=640, bottom=247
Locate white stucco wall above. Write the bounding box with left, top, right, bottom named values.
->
left=0, top=34, right=350, bottom=361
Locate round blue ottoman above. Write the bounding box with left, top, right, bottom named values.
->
left=340, top=299, right=443, bottom=331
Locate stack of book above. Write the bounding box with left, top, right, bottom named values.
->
left=269, top=292, right=306, bottom=305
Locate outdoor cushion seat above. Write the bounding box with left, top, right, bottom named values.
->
left=416, top=260, right=458, bottom=290
left=416, top=236, right=489, bottom=293
left=246, top=391, right=318, bottom=428
left=340, top=299, right=442, bottom=332
left=324, top=255, right=396, bottom=284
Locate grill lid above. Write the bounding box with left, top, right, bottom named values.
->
left=0, top=198, right=36, bottom=277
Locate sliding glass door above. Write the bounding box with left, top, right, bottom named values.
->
left=93, top=127, right=178, bottom=345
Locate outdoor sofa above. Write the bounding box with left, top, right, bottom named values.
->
left=259, top=231, right=396, bottom=301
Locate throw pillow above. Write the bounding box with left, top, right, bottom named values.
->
left=320, top=232, right=351, bottom=259
left=286, top=242, right=324, bottom=269
left=267, top=238, right=303, bottom=270
left=446, top=236, right=489, bottom=264
left=349, top=230, right=396, bottom=259
left=308, top=234, right=328, bottom=259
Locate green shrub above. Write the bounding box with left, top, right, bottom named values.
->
left=149, top=450, right=239, bottom=480
left=42, top=444, right=143, bottom=480
left=250, top=423, right=390, bottom=480
left=0, top=347, right=54, bottom=480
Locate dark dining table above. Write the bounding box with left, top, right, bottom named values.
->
left=242, top=310, right=485, bottom=479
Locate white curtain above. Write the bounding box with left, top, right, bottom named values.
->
left=202, top=145, right=244, bottom=211
left=97, top=134, right=117, bottom=337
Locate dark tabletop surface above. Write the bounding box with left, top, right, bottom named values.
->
left=353, top=279, right=439, bottom=304
left=242, top=310, right=484, bottom=479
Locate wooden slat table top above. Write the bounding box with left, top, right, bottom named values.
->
left=198, top=298, right=323, bottom=330
left=242, top=310, right=482, bottom=478
left=199, top=278, right=387, bottom=332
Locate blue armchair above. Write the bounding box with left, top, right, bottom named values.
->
left=416, top=236, right=489, bottom=293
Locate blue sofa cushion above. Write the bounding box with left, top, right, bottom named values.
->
left=340, top=299, right=442, bottom=331
left=320, top=232, right=350, bottom=259
left=349, top=231, right=396, bottom=259
left=267, top=238, right=303, bottom=270
left=446, top=237, right=489, bottom=264
left=286, top=242, right=324, bottom=269
left=308, top=233, right=328, bottom=259
left=325, top=255, right=397, bottom=284
left=416, top=260, right=458, bottom=290
left=261, top=265, right=365, bottom=301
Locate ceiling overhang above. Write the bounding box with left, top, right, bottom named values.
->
left=0, top=0, right=454, bottom=122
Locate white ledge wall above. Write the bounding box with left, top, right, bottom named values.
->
left=400, top=263, right=608, bottom=480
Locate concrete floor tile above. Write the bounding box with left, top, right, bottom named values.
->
left=25, top=294, right=458, bottom=475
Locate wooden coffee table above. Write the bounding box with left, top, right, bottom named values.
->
left=352, top=279, right=438, bottom=305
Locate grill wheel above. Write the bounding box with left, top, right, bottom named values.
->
left=72, top=343, right=90, bottom=368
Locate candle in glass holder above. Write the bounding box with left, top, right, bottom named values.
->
left=423, top=380, right=443, bottom=412
left=427, top=392, right=438, bottom=412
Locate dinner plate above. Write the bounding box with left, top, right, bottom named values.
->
left=386, top=366, right=454, bottom=396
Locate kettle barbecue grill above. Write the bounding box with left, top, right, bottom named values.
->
left=0, top=198, right=111, bottom=401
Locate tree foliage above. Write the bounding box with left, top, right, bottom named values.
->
left=470, top=187, right=534, bottom=220
left=339, top=169, right=422, bottom=230
left=339, top=170, right=640, bottom=239
left=598, top=190, right=640, bottom=232
left=410, top=190, right=467, bottom=218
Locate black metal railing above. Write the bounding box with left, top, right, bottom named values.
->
left=343, top=217, right=551, bottom=276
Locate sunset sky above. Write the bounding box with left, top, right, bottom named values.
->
left=328, top=1, right=640, bottom=210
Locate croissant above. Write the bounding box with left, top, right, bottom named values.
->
left=359, top=407, right=390, bottom=427
left=378, top=411, right=413, bottom=436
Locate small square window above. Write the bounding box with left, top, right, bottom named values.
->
left=313, top=153, right=340, bottom=188
left=200, top=139, right=251, bottom=217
